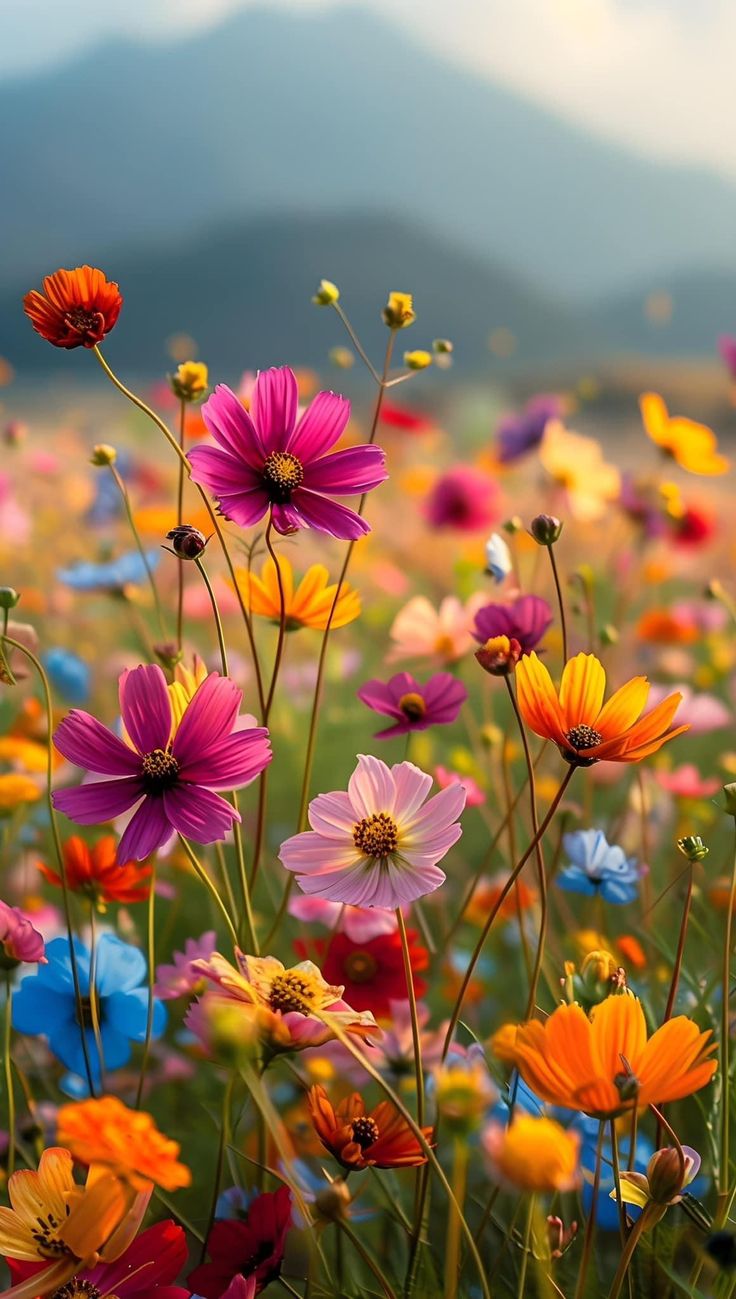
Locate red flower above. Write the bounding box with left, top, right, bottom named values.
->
left=379, top=400, right=434, bottom=433
left=188, top=1187, right=292, bottom=1297
left=8, top=1220, right=189, bottom=1299
left=23, top=266, right=122, bottom=349
left=308, top=1085, right=433, bottom=1170
left=295, top=929, right=428, bottom=1017
left=38, top=835, right=152, bottom=907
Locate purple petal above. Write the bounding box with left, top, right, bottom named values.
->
left=200, top=384, right=266, bottom=466
left=250, top=367, right=298, bottom=454
left=53, top=778, right=143, bottom=825
left=302, top=445, right=387, bottom=494
left=212, top=487, right=270, bottom=529
left=292, top=489, right=371, bottom=540
left=53, top=711, right=140, bottom=776
left=271, top=502, right=304, bottom=534
left=288, top=390, right=351, bottom=461
left=119, top=665, right=172, bottom=754
left=117, top=796, right=173, bottom=862
left=176, top=728, right=272, bottom=788
left=357, top=679, right=404, bottom=719
left=187, top=445, right=263, bottom=495
left=172, top=674, right=241, bottom=767
left=163, top=784, right=239, bottom=844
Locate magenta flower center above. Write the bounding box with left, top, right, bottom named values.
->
left=344, top=951, right=379, bottom=983
left=268, top=970, right=321, bottom=1014
left=353, top=812, right=399, bottom=858
left=351, top=1116, right=380, bottom=1149
left=398, top=691, right=426, bottom=721
left=262, top=450, right=304, bottom=503
left=52, top=1282, right=101, bottom=1299
left=141, top=747, right=180, bottom=793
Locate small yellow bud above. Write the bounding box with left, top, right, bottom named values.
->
left=403, top=349, right=432, bottom=371
left=581, top=949, right=618, bottom=983
left=382, top=291, right=416, bottom=330
left=169, top=361, right=209, bottom=403
left=328, top=346, right=354, bottom=369
left=312, top=279, right=340, bottom=306
left=90, top=444, right=117, bottom=467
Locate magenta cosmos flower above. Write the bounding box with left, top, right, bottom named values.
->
left=0, top=901, right=46, bottom=965
left=279, top=754, right=465, bottom=908
left=425, top=465, right=499, bottom=532
left=473, top=593, right=552, bottom=656
left=188, top=366, right=388, bottom=539
left=358, top=671, right=467, bottom=739
left=52, top=665, right=271, bottom=861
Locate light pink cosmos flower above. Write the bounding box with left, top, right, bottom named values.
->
left=154, top=931, right=217, bottom=1000
left=52, top=665, right=271, bottom=861
left=647, top=684, right=731, bottom=736
left=288, top=895, right=399, bottom=941
left=654, top=765, right=721, bottom=799
left=389, top=594, right=486, bottom=665
left=279, top=754, right=465, bottom=908
left=0, top=900, right=46, bottom=964
left=434, top=765, right=485, bottom=807
left=188, top=367, right=388, bottom=539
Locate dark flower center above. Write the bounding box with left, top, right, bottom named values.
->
left=31, top=1209, right=72, bottom=1259
left=262, top=451, right=304, bottom=503
left=398, top=691, right=426, bottom=722
left=353, top=812, right=399, bottom=858
left=141, top=748, right=180, bottom=793
left=75, top=995, right=101, bottom=1030
left=562, top=724, right=604, bottom=766
left=63, top=307, right=105, bottom=342
left=268, top=970, right=320, bottom=1015
left=53, top=1282, right=102, bottom=1299
left=351, top=1117, right=380, bottom=1149
left=344, top=951, right=379, bottom=983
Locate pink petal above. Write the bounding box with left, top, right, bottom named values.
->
left=348, top=754, right=396, bottom=819
left=187, top=445, right=263, bottom=495
left=279, top=831, right=358, bottom=874
left=391, top=762, right=434, bottom=822
left=302, top=445, right=387, bottom=494
left=173, top=674, right=242, bottom=766
left=308, top=790, right=357, bottom=838
left=250, top=367, right=298, bottom=454
left=53, top=778, right=143, bottom=825
left=176, top=728, right=271, bottom=788
left=53, top=711, right=140, bottom=776
left=163, top=784, right=239, bottom=844
left=200, top=384, right=266, bottom=466
left=212, top=486, right=270, bottom=528
left=402, top=782, right=466, bottom=835
left=117, top=796, right=173, bottom=862
left=119, top=665, right=172, bottom=754
left=271, top=502, right=304, bottom=534
left=290, top=489, right=371, bottom=540
left=288, top=390, right=351, bottom=461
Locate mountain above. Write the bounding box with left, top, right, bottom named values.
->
left=594, top=270, right=736, bottom=357
left=0, top=212, right=595, bottom=375
left=3, top=6, right=736, bottom=298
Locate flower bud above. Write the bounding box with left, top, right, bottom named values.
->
left=314, top=1179, right=352, bottom=1223
left=705, top=579, right=725, bottom=602
left=677, top=835, right=709, bottom=862
left=547, top=1214, right=578, bottom=1259
left=169, top=361, right=208, bottom=403
left=433, top=338, right=453, bottom=354
left=599, top=623, right=619, bottom=646
left=3, top=421, right=27, bottom=447
left=166, top=524, right=208, bottom=560
left=382, top=291, right=416, bottom=330
left=502, top=515, right=524, bottom=535
left=328, top=346, right=354, bottom=369
left=647, top=1147, right=688, bottom=1205
left=153, top=641, right=184, bottom=672
left=530, top=514, right=563, bottom=545
left=403, top=349, right=432, bottom=371
left=434, top=1060, right=495, bottom=1135
left=0, top=588, right=21, bottom=611
left=580, top=949, right=618, bottom=984
left=312, top=279, right=340, bottom=306
left=90, top=443, right=117, bottom=467
left=475, top=635, right=521, bottom=677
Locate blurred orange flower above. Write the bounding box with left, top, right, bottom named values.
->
left=38, top=836, right=152, bottom=910
left=234, top=554, right=360, bottom=630
left=57, top=1096, right=191, bottom=1193
left=640, top=393, right=729, bottom=476
left=308, top=1085, right=432, bottom=1170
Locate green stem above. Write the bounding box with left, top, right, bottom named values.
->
left=108, top=463, right=166, bottom=637
left=135, top=862, right=157, bottom=1109
left=505, top=675, right=547, bottom=1018
left=607, top=1213, right=650, bottom=1299
left=515, top=1195, right=535, bottom=1299
left=574, top=1120, right=604, bottom=1299
left=200, top=1074, right=234, bottom=1263
left=336, top=1217, right=398, bottom=1299
left=178, top=835, right=238, bottom=949
left=87, top=904, right=106, bottom=1093
left=443, top=1138, right=469, bottom=1299
left=719, top=824, right=736, bottom=1217
left=262, top=520, right=287, bottom=723
left=397, top=909, right=424, bottom=1126
left=610, top=1118, right=633, bottom=1299
left=547, top=544, right=568, bottom=664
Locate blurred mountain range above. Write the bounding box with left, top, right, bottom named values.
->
left=2, top=5, right=736, bottom=371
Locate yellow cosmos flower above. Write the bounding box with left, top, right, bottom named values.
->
left=640, top=392, right=729, bottom=475
left=0, top=773, right=41, bottom=813
left=234, top=555, right=360, bottom=630
left=168, top=653, right=209, bottom=733
left=0, top=737, right=48, bottom=773
left=539, top=421, right=621, bottom=522
left=482, top=1115, right=580, bottom=1193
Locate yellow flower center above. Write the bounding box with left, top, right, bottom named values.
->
left=262, top=451, right=304, bottom=503
left=268, top=969, right=323, bottom=1015
left=344, top=951, right=379, bottom=983
left=434, top=633, right=455, bottom=657
left=53, top=1283, right=102, bottom=1299
left=398, top=692, right=426, bottom=721
left=351, top=1116, right=380, bottom=1149
left=141, top=748, right=180, bottom=792
left=353, top=812, right=399, bottom=858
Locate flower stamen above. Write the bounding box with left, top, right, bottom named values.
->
left=351, top=1117, right=380, bottom=1149
left=141, top=748, right=179, bottom=793
left=353, top=812, right=399, bottom=858
left=262, top=451, right=304, bottom=503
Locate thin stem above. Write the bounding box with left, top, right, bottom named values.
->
left=610, top=1118, right=633, bottom=1299
left=547, top=545, right=568, bottom=663
left=607, top=1213, right=649, bottom=1299
left=505, top=675, right=547, bottom=1017
left=176, top=397, right=186, bottom=652
left=195, top=556, right=229, bottom=676
left=108, top=463, right=165, bottom=637
left=178, top=836, right=238, bottom=949
left=719, top=824, right=736, bottom=1216
left=332, top=302, right=381, bottom=383
left=515, top=1195, right=535, bottom=1299
left=656, top=858, right=694, bottom=1149
left=4, top=976, right=15, bottom=1177
left=443, top=1138, right=469, bottom=1299
left=262, top=521, right=287, bottom=722
left=200, top=1074, right=234, bottom=1263
left=135, top=863, right=156, bottom=1109
left=574, top=1120, right=604, bottom=1299
left=336, top=1218, right=398, bottom=1299
left=397, top=909, right=424, bottom=1126
left=87, top=904, right=106, bottom=1093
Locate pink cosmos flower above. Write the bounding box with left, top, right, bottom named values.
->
left=0, top=900, right=46, bottom=964
left=389, top=594, right=487, bottom=664
left=52, top=665, right=271, bottom=861
left=424, top=465, right=500, bottom=532
left=357, top=671, right=467, bottom=739
left=654, top=765, right=721, bottom=799
left=278, top=754, right=465, bottom=908
left=434, top=765, right=485, bottom=807
left=288, top=895, right=399, bottom=941
left=154, top=931, right=218, bottom=1000
left=188, top=367, right=388, bottom=539
left=647, top=684, right=731, bottom=735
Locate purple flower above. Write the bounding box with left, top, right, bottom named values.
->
left=154, top=930, right=218, bottom=1000
left=0, top=901, right=45, bottom=965
left=473, top=594, right=553, bottom=655
left=719, top=335, right=736, bottom=379
left=51, top=665, right=271, bottom=861
left=358, top=671, right=468, bottom=739
left=496, top=395, right=562, bottom=463
left=188, top=367, right=388, bottom=540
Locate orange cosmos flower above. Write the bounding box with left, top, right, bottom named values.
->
left=234, top=554, right=360, bottom=630
left=38, top=835, right=151, bottom=910
left=307, top=1085, right=432, bottom=1171
left=516, top=651, right=687, bottom=766
left=493, top=994, right=716, bottom=1119
left=57, top=1097, right=191, bottom=1193
left=640, top=392, right=729, bottom=476
left=23, top=266, right=122, bottom=349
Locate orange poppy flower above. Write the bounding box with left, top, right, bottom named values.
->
left=23, top=266, right=122, bottom=349
left=516, top=651, right=687, bottom=766
left=493, top=994, right=716, bottom=1119
left=57, top=1096, right=191, bottom=1193
left=38, top=836, right=151, bottom=910
left=307, top=1085, right=432, bottom=1170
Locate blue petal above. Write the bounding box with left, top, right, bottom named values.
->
left=105, top=989, right=166, bottom=1041
left=94, top=934, right=147, bottom=995
left=13, top=986, right=75, bottom=1035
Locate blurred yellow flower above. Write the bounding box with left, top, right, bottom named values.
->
left=539, top=422, right=620, bottom=522
left=482, top=1115, right=581, bottom=1192
left=640, top=392, right=729, bottom=476
left=170, top=360, right=208, bottom=402
left=234, top=554, right=360, bottom=630
left=382, top=291, right=416, bottom=329
left=0, top=773, right=41, bottom=812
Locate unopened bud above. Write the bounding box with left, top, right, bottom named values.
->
left=90, top=444, right=117, bottom=467
left=647, top=1147, right=688, bottom=1205
left=153, top=641, right=183, bottom=672
left=581, top=949, right=618, bottom=984
left=314, top=1179, right=351, bottom=1222
left=403, top=349, right=432, bottom=371
left=382, top=291, right=415, bottom=330
left=0, top=588, right=21, bottom=611
left=677, top=835, right=709, bottom=862
left=328, top=346, right=354, bottom=369
left=169, top=362, right=208, bottom=403
left=475, top=635, right=521, bottom=677
left=166, top=525, right=208, bottom=560
left=433, top=338, right=453, bottom=354
left=530, top=514, right=563, bottom=545
left=502, top=515, right=524, bottom=535
left=312, top=279, right=340, bottom=306
left=599, top=623, right=619, bottom=646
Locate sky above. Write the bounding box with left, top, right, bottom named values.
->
left=1, top=0, right=734, bottom=177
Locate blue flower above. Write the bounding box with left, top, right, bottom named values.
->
left=57, top=549, right=160, bottom=593
left=12, top=934, right=165, bottom=1092
left=557, top=829, right=639, bottom=904
left=43, top=648, right=91, bottom=705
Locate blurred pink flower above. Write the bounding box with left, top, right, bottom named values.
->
left=288, top=895, right=399, bottom=941
left=425, top=465, right=500, bottom=532
left=647, top=684, right=731, bottom=735
left=654, top=765, right=720, bottom=799
left=389, top=594, right=486, bottom=665
left=155, top=931, right=218, bottom=1000
left=358, top=671, right=467, bottom=738
left=434, top=765, right=485, bottom=807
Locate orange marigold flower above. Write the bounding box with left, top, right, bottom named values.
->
left=38, top=836, right=151, bottom=910
left=493, top=994, right=716, bottom=1119
left=307, top=1085, right=432, bottom=1171
left=23, top=266, right=122, bottom=349
left=57, top=1096, right=191, bottom=1193
left=516, top=651, right=687, bottom=766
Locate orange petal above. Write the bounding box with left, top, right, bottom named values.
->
left=559, top=654, right=606, bottom=729
left=596, top=677, right=649, bottom=738
left=589, top=994, right=646, bottom=1081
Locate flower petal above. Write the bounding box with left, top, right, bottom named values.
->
left=53, top=779, right=143, bottom=826
left=250, top=367, right=298, bottom=453
left=119, top=665, right=172, bottom=754
left=288, top=390, right=351, bottom=461
left=53, top=712, right=140, bottom=776
left=172, top=674, right=242, bottom=767
left=163, top=785, right=239, bottom=844
left=116, top=796, right=172, bottom=862
left=291, top=490, right=371, bottom=540
left=302, top=445, right=387, bottom=494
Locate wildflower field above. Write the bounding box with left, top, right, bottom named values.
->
left=1, top=266, right=736, bottom=1299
